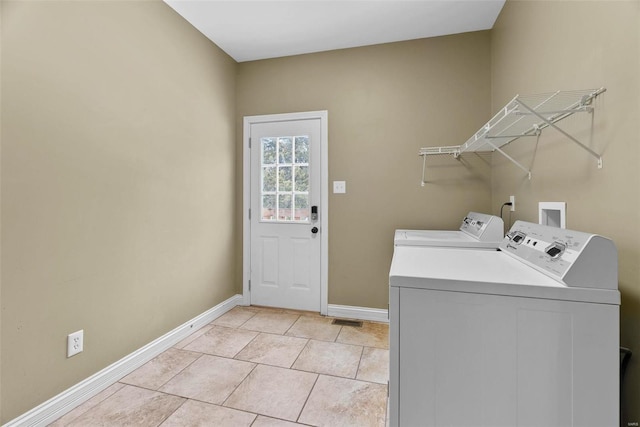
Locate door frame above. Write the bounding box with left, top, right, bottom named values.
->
left=242, top=111, right=329, bottom=315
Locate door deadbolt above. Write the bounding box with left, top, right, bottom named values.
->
left=311, top=227, right=319, bottom=234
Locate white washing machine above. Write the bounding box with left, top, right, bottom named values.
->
left=394, top=211, right=504, bottom=249
left=389, top=221, right=620, bottom=427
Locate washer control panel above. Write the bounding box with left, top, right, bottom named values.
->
left=459, top=212, right=504, bottom=241
left=500, top=221, right=617, bottom=289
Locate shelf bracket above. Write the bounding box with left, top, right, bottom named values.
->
left=418, top=146, right=462, bottom=186
left=515, top=98, right=603, bottom=169
left=482, top=138, right=532, bottom=180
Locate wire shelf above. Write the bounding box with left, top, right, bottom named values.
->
left=419, top=88, right=606, bottom=181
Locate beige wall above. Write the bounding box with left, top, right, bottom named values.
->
left=491, top=0, right=640, bottom=423
left=0, top=1, right=237, bottom=422
left=237, top=33, right=493, bottom=309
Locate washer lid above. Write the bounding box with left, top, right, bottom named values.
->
left=394, top=212, right=504, bottom=249
left=389, top=246, right=620, bottom=305
left=394, top=229, right=501, bottom=249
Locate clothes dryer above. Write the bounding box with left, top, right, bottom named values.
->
left=389, top=221, right=620, bottom=427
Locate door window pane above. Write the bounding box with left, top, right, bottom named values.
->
left=294, top=194, right=309, bottom=221
left=295, top=136, right=309, bottom=164
left=262, top=195, right=276, bottom=221
left=278, top=194, right=292, bottom=221
left=278, top=166, right=292, bottom=192
left=295, top=166, right=309, bottom=192
left=278, top=137, right=293, bottom=164
left=262, top=167, right=276, bottom=192
left=262, top=138, right=277, bottom=165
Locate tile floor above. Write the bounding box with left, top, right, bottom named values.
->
left=50, top=306, right=389, bottom=426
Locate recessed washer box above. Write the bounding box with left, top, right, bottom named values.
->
left=539, top=202, right=566, bottom=228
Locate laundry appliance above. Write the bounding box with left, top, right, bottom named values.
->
left=394, top=211, right=504, bottom=249
left=389, top=220, right=620, bottom=427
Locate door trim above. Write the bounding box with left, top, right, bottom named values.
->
left=243, top=111, right=329, bottom=315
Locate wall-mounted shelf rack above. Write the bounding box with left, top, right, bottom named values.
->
left=419, top=88, right=606, bottom=183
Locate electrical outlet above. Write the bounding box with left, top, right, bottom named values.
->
left=67, top=330, right=84, bottom=358
left=510, top=195, right=516, bottom=212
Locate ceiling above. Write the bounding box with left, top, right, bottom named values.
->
left=164, top=1, right=506, bottom=63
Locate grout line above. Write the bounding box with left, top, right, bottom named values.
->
left=49, top=382, right=126, bottom=425
left=289, top=338, right=312, bottom=369
left=231, top=330, right=262, bottom=359
left=295, top=372, right=320, bottom=424
left=156, top=397, right=188, bottom=427
left=333, top=325, right=343, bottom=342
left=154, top=352, right=205, bottom=392
left=282, top=315, right=302, bottom=335
left=217, top=306, right=260, bottom=329
left=354, top=345, right=366, bottom=380
left=219, top=361, right=259, bottom=407
left=174, top=324, right=214, bottom=349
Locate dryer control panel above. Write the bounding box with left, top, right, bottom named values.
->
left=459, top=212, right=504, bottom=241
left=500, top=221, right=617, bottom=290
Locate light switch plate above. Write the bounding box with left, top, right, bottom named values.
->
left=333, top=181, right=346, bottom=194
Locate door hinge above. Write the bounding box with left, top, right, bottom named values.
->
left=248, top=279, right=251, bottom=291
left=248, top=208, right=251, bottom=220
left=249, top=137, right=252, bottom=149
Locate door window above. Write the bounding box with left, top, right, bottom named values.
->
left=261, top=136, right=310, bottom=222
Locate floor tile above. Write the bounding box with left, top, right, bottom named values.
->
left=235, top=333, right=308, bottom=368
left=61, top=384, right=184, bottom=427
left=49, top=307, right=389, bottom=427
left=240, top=311, right=300, bottom=334
left=161, top=400, right=256, bottom=427
left=298, top=375, right=387, bottom=427
left=183, top=325, right=258, bottom=357
left=120, top=348, right=200, bottom=390
left=49, top=383, right=125, bottom=426
left=212, top=307, right=258, bottom=328
left=173, top=325, right=213, bottom=349
left=292, top=340, right=362, bottom=378
left=336, top=321, right=389, bottom=349
left=285, top=316, right=342, bottom=342
left=357, top=347, right=389, bottom=384
left=224, top=364, right=317, bottom=421
left=159, top=355, right=255, bottom=404
left=252, top=415, right=307, bottom=426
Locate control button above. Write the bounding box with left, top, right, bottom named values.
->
left=508, top=231, right=526, bottom=244
left=544, top=241, right=566, bottom=260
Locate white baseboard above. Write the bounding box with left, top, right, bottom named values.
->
left=5, top=294, right=243, bottom=427
left=327, top=304, right=389, bottom=323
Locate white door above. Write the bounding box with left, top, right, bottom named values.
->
left=248, top=117, right=323, bottom=312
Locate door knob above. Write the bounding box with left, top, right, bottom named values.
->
left=311, top=227, right=319, bottom=234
